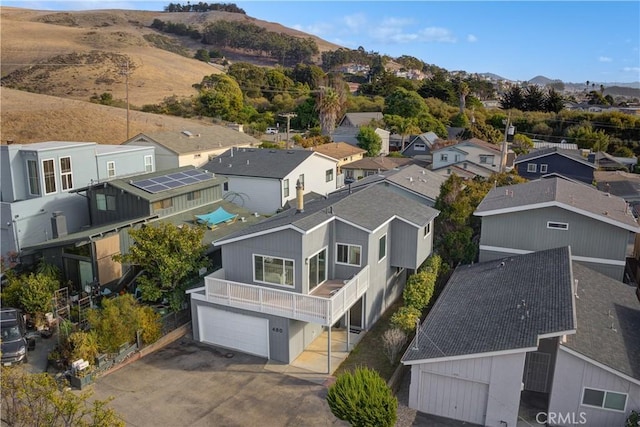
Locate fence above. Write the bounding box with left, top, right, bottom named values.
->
left=160, top=307, right=190, bottom=335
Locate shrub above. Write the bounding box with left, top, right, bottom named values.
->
left=326, top=367, right=397, bottom=427
left=381, top=328, right=407, bottom=365
left=138, top=306, right=162, bottom=345
left=63, top=331, right=99, bottom=365
left=390, top=306, right=421, bottom=333
left=626, top=410, right=639, bottom=427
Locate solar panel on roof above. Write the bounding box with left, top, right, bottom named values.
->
left=131, top=170, right=214, bottom=194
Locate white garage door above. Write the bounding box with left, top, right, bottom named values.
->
left=419, top=371, right=488, bottom=425
left=197, top=306, right=269, bottom=358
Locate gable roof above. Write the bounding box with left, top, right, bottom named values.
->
left=567, top=262, right=640, bottom=381
left=595, top=170, right=640, bottom=200
left=460, top=138, right=502, bottom=153
left=202, top=147, right=333, bottom=179
left=514, top=147, right=596, bottom=169
left=310, top=142, right=366, bottom=160
left=338, top=112, right=383, bottom=127
left=474, top=177, right=640, bottom=232
left=402, top=247, right=576, bottom=364
left=125, top=125, right=259, bottom=155
left=340, top=156, right=415, bottom=171
left=431, top=161, right=499, bottom=178
left=346, top=164, right=447, bottom=201
left=214, top=184, right=439, bottom=246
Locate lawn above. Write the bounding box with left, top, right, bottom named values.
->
left=334, top=299, right=405, bottom=381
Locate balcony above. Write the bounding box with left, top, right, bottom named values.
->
left=195, top=265, right=369, bottom=326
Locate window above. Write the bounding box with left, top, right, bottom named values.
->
left=96, top=193, right=116, bottom=211
left=527, top=163, right=537, bottom=173
left=27, top=159, right=40, bottom=195
left=194, top=153, right=202, bottom=159
left=547, top=221, right=568, bottom=230
left=378, top=234, right=387, bottom=261
left=480, top=155, right=494, bottom=164
left=152, top=199, right=173, bottom=210
left=440, top=154, right=448, bottom=162
left=283, top=179, right=289, bottom=197
left=308, top=248, right=327, bottom=291
left=365, top=170, right=375, bottom=177
left=144, top=155, right=153, bottom=172
left=42, top=159, right=56, bottom=194
left=107, top=161, right=116, bottom=178
left=336, top=243, right=361, bottom=266
left=326, top=168, right=334, bottom=182
left=454, top=154, right=461, bottom=162
left=582, top=388, right=627, bottom=411
left=414, top=143, right=426, bottom=151
left=254, top=255, right=294, bottom=287
left=187, top=190, right=201, bottom=201
left=60, top=157, right=73, bottom=190
left=424, top=222, right=431, bottom=237
left=540, top=164, right=548, bottom=173
left=223, top=182, right=229, bottom=191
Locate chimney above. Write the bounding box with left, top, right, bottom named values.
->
left=51, top=211, right=68, bottom=238
left=296, top=179, right=304, bottom=213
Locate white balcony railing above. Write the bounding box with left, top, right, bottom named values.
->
left=203, top=265, right=369, bottom=326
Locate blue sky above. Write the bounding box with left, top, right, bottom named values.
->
left=3, top=1, right=640, bottom=84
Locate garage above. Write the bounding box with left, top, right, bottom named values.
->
left=197, top=306, right=269, bottom=358
left=418, top=371, right=488, bottom=425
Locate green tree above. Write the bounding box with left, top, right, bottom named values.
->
left=326, top=367, right=398, bottom=427
left=194, top=49, right=210, bottom=62
left=113, top=222, right=207, bottom=307
left=196, top=74, right=244, bottom=122
left=544, top=88, right=565, bottom=113
left=384, top=115, right=421, bottom=151
left=0, top=367, right=124, bottom=427
left=383, top=87, right=428, bottom=118
left=567, top=124, right=610, bottom=151
left=512, top=133, right=534, bottom=155
left=457, top=80, right=470, bottom=114
left=2, top=272, right=58, bottom=320
left=356, top=126, right=382, bottom=157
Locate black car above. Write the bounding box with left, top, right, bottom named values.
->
left=0, top=307, right=33, bottom=366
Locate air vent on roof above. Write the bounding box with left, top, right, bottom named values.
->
left=287, top=151, right=294, bottom=154
left=182, top=130, right=193, bottom=137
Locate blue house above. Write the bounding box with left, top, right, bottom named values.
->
left=514, top=147, right=596, bottom=184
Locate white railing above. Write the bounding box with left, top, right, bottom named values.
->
left=204, top=265, right=369, bottom=326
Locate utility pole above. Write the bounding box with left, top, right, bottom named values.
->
left=279, top=113, right=297, bottom=149
left=120, top=61, right=131, bottom=140
left=501, top=111, right=514, bottom=173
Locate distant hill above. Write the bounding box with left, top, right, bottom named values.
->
left=528, top=75, right=563, bottom=86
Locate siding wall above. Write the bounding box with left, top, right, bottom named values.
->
left=285, top=154, right=338, bottom=200
left=129, top=140, right=179, bottom=172
left=516, top=155, right=594, bottom=183
left=224, top=176, right=282, bottom=214
left=94, top=147, right=155, bottom=182
left=549, top=348, right=640, bottom=427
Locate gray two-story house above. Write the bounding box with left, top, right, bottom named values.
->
left=188, top=183, right=439, bottom=371
left=474, top=177, right=640, bottom=281
left=0, top=141, right=155, bottom=259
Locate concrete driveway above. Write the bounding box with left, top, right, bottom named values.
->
left=91, top=336, right=346, bottom=427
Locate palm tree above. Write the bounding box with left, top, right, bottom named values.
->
left=390, top=117, right=421, bottom=151
left=315, top=86, right=343, bottom=139
left=458, top=81, right=470, bottom=114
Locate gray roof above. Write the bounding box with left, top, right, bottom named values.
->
left=474, top=177, right=640, bottom=231
left=402, top=247, right=576, bottom=363
left=215, top=183, right=439, bottom=245
left=568, top=262, right=640, bottom=380
left=348, top=164, right=446, bottom=202
left=125, top=125, right=260, bottom=155
left=595, top=170, right=640, bottom=200
left=339, top=112, right=384, bottom=127
left=202, top=147, right=323, bottom=179
left=107, top=166, right=226, bottom=203
left=514, top=147, right=595, bottom=168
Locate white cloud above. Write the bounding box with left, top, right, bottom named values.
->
left=622, top=67, right=640, bottom=73
left=342, top=13, right=368, bottom=33
left=467, top=34, right=478, bottom=43
left=598, top=56, right=613, bottom=63
left=292, top=22, right=334, bottom=38
left=418, top=27, right=456, bottom=43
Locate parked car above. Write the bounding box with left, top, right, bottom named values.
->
left=0, top=307, right=34, bottom=366
left=265, top=127, right=278, bottom=134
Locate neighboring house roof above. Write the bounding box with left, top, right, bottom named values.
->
left=106, top=165, right=225, bottom=203
left=215, top=183, right=440, bottom=246
left=595, top=170, right=640, bottom=200
left=346, top=164, right=447, bottom=201
left=124, top=125, right=259, bottom=155
left=532, top=140, right=578, bottom=150
left=568, top=262, right=640, bottom=381
left=341, top=156, right=415, bottom=171
left=338, top=112, right=384, bottom=127
left=589, top=151, right=632, bottom=170
left=402, top=247, right=576, bottom=364
left=6, top=141, right=98, bottom=151
left=310, top=142, right=366, bottom=160
left=462, top=137, right=502, bottom=153
left=474, top=177, right=639, bottom=232
left=514, top=147, right=596, bottom=169
left=431, top=161, right=499, bottom=178
left=203, top=147, right=334, bottom=179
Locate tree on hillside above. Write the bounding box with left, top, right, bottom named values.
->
left=512, top=133, right=534, bottom=155
left=196, top=74, right=244, bottom=122
left=0, top=367, right=124, bottom=427
left=113, top=222, right=208, bottom=310
left=544, top=88, right=565, bottom=113
left=383, top=87, right=428, bottom=118
left=357, top=126, right=382, bottom=157
left=456, top=80, right=470, bottom=114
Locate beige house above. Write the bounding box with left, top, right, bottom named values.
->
left=311, top=142, right=366, bottom=174
left=123, top=125, right=260, bottom=171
